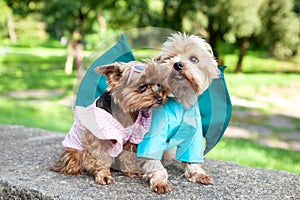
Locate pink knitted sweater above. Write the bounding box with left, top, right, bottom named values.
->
left=62, top=99, right=152, bottom=157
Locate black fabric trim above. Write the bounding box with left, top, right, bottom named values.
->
left=96, top=91, right=112, bottom=114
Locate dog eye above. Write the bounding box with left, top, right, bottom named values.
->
left=189, top=56, right=199, bottom=63
left=137, top=83, right=148, bottom=93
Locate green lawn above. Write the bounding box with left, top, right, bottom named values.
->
left=225, top=73, right=300, bottom=100
left=207, top=138, right=300, bottom=174
left=0, top=47, right=73, bottom=93
left=0, top=46, right=75, bottom=132
left=223, top=51, right=300, bottom=73
left=1, top=45, right=299, bottom=174
left=0, top=97, right=73, bottom=132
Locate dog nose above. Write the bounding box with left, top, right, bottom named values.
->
left=156, top=96, right=163, bottom=104
left=173, top=62, right=184, bottom=71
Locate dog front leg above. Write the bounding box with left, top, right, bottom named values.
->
left=118, top=143, right=142, bottom=178
left=140, top=159, right=172, bottom=194
left=182, top=162, right=213, bottom=184
left=83, top=150, right=115, bottom=185
left=82, top=133, right=115, bottom=185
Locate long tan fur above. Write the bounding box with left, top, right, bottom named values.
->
left=51, top=60, right=168, bottom=185
left=140, top=33, right=215, bottom=194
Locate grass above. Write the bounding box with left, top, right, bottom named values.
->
left=0, top=46, right=75, bottom=132
left=223, top=51, right=300, bottom=73
left=208, top=54, right=300, bottom=174
left=1, top=42, right=300, bottom=174
left=0, top=47, right=74, bottom=94
left=224, top=73, right=300, bottom=100
left=207, top=138, right=300, bottom=174
left=0, top=97, right=73, bottom=132
left=208, top=102, right=300, bottom=174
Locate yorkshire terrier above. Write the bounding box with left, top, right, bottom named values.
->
left=158, top=32, right=220, bottom=109
left=139, top=33, right=220, bottom=193
left=51, top=60, right=168, bottom=185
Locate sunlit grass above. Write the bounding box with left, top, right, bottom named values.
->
left=224, top=73, right=300, bottom=99
left=0, top=47, right=75, bottom=94
left=0, top=45, right=75, bottom=132
left=0, top=97, right=73, bottom=132
left=2, top=46, right=67, bottom=57
left=223, top=52, right=300, bottom=73
left=207, top=138, right=300, bottom=174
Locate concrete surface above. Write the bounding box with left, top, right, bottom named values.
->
left=0, top=124, right=299, bottom=200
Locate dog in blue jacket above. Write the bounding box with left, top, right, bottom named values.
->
left=137, top=33, right=220, bottom=194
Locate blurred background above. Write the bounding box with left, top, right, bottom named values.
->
left=0, top=0, right=299, bottom=173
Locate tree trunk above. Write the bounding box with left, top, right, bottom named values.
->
left=64, top=29, right=84, bottom=74
left=268, top=42, right=275, bottom=57
left=235, top=37, right=249, bottom=73
left=97, top=10, right=107, bottom=34
left=74, top=41, right=84, bottom=71
left=207, top=16, right=223, bottom=66
left=208, top=17, right=217, bottom=51
left=64, top=40, right=75, bottom=75
left=7, top=14, right=17, bottom=44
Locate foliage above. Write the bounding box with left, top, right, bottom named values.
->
left=259, top=0, right=300, bottom=58
left=104, top=0, right=156, bottom=29
left=0, top=0, right=12, bottom=42
left=2, top=0, right=300, bottom=69
left=14, top=15, right=48, bottom=47
left=0, top=0, right=11, bottom=25
left=222, top=0, right=264, bottom=42
left=42, top=0, right=101, bottom=39
left=4, top=0, right=40, bottom=16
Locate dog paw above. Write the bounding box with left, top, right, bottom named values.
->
left=124, top=172, right=143, bottom=178
left=186, top=173, right=214, bottom=185
left=95, top=175, right=115, bottom=185
left=151, top=183, right=172, bottom=194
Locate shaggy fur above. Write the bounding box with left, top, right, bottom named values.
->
left=51, top=60, right=168, bottom=185
left=140, top=33, right=218, bottom=194
left=158, top=32, right=220, bottom=109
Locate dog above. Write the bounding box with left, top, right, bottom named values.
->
left=158, top=32, right=220, bottom=109
left=138, top=33, right=220, bottom=194
left=50, top=60, right=168, bottom=185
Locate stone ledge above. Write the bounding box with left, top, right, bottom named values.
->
left=0, top=125, right=299, bottom=200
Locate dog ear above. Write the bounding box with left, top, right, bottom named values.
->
left=94, top=63, right=123, bottom=84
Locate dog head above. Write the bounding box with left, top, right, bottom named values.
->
left=94, top=60, right=168, bottom=113
left=158, top=32, right=220, bottom=109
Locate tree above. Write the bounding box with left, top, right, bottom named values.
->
left=42, top=0, right=107, bottom=74
left=259, top=0, right=300, bottom=58
left=161, top=0, right=196, bottom=31
left=3, top=0, right=48, bottom=46
left=197, top=0, right=223, bottom=46
left=183, top=0, right=257, bottom=69
left=42, top=0, right=163, bottom=74
left=195, top=0, right=227, bottom=65
left=184, top=0, right=299, bottom=72
left=222, top=0, right=265, bottom=73
left=0, top=0, right=15, bottom=43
